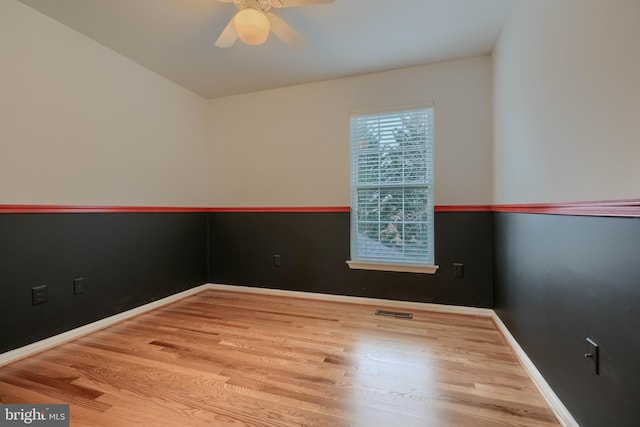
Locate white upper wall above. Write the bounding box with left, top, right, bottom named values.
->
left=1, top=0, right=494, bottom=208
left=0, top=0, right=211, bottom=206
left=208, top=56, right=493, bottom=207
left=493, top=0, right=640, bottom=204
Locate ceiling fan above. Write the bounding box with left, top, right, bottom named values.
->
left=215, top=0, right=334, bottom=49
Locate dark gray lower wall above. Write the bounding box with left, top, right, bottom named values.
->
left=3, top=207, right=636, bottom=424
left=494, top=212, right=640, bottom=427
left=0, top=209, right=492, bottom=355
left=208, top=211, right=493, bottom=307
left=0, top=212, right=208, bottom=354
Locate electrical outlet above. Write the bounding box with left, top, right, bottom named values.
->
left=74, top=277, right=85, bottom=295
left=453, top=263, right=464, bottom=278
left=585, top=337, right=600, bottom=375
left=32, top=285, right=48, bottom=305
left=273, top=254, right=281, bottom=267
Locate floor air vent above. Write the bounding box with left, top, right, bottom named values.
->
left=375, top=310, right=413, bottom=319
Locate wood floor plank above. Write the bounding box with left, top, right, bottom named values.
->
left=0, top=290, right=560, bottom=426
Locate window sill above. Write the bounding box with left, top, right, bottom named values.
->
left=346, top=261, right=439, bottom=274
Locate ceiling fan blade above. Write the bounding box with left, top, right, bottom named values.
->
left=271, top=0, right=334, bottom=8
left=267, top=12, right=305, bottom=49
left=214, top=19, right=238, bottom=48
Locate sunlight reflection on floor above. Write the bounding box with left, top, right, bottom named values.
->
left=346, top=335, right=438, bottom=427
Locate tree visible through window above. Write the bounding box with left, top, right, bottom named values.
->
left=349, top=107, right=434, bottom=267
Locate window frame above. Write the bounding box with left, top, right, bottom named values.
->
left=347, top=104, right=438, bottom=274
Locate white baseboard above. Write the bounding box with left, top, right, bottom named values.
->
left=0, top=283, right=491, bottom=367
left=491, top=313, right=579, bottom=427
left=0, top=284, right=210, bottom=367
left=0, top=282, right=577, bottom=427
left=206, top=283, right=494, bottom=317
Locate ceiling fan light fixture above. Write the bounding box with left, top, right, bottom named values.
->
left=233, top=8, right=270, bottom=45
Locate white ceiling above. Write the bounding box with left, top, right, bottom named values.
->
left=18, top=0, right=513, bottom=99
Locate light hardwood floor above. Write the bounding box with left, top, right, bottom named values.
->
left=0, top=290, right=560, bottom=426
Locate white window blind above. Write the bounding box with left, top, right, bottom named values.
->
left=349, top=107, right=434, bottom=267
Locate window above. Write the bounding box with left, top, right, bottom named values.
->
left=347, top=106, right=437, bottom=274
